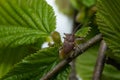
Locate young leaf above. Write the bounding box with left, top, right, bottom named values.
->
left=75, top=27, right=91, bottom=38
left=1, top=47, right=70, bottom=80
left=0, top=0, right=56, bottom=47
left=97, top=0, right=120, bottom=62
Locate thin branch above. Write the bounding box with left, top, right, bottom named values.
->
left=92, top=40, right=107, bottom=80
left=41, top=34, right=102, bottom=80
left=72, top=10, right=80, bottom=33
left=69, top=59, right=78, bottom=80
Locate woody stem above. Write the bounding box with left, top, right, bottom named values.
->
left=92, top=40, right=107, bottom=80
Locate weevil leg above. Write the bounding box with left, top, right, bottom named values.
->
left=77, top=44, right=84, bottom=53
left=74, top=39, right=84, bottom=53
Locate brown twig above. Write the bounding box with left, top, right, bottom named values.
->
left=69, top=59, right=78, bottom=80
left=41, top=34, right=102, bottom=80
left=92, top=40, right=107, bottom=80
left=72, top=10, right=80, bottom=32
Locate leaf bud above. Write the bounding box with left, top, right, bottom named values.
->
left=51, top=31, right=62, bottom=44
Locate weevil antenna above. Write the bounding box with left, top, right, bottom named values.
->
left=72, top=24, right=82, bottom=34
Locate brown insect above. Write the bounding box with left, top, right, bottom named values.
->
left=59, top=24, right=83, bottom=59
left=59, top=33, right=76, bottom=59
left=59, top=24, right=85, bottom=59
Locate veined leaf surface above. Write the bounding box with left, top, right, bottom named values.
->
left=0, top=0, right=56, bottom=47
left=1, top=47, right=70, bottom=80
left=0, top=0, right=56, bottom=78
left=97, top=0, right=120, bottom=62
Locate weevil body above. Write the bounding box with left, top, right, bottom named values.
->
left=59, top=33, right=75, bottom=59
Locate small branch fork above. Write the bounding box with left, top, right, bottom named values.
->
left=41, top=34, right=102, bottom=80
left=92, top=40, right=107, bottom=80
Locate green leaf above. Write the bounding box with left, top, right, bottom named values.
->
left=0, top=0, right=56, bottom=32
left=0, top=26, right=47, bottom=47
left=1, top=47, right=70, bottom=80
left=0, top=44, right=41, bottom=78
left=0, top=0, right=56, bottom=78
left=0, top=38, right=45, bottom=78
left=76, top=44, right=120, bottom=80
left=75, top=27, right=91, bottom=37
left=0, top=0, right=56, bottom=47
left=97, top=0, right=120, bottom=62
